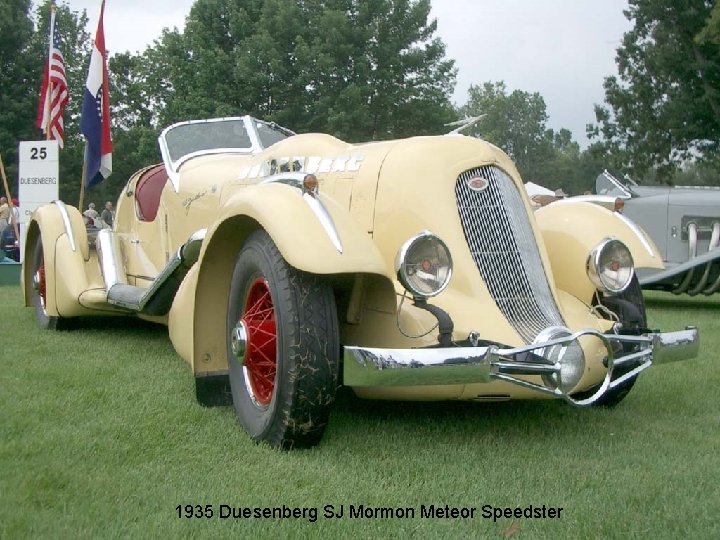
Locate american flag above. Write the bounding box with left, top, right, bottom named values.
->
left=36, top=6, right=68, bottom=147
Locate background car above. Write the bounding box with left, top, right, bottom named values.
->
left=1, top=225, right=20, bottom=262
left=22, top=117, right=699, bottom=449
left=572, top=171, right=720, bottom=295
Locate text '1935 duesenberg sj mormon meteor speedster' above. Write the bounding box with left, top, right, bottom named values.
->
left=23, top=117, right=700, bottom=448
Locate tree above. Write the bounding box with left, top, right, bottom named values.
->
left=0, top=1, right=92, bottom=201
left=0, top=0, right=38, bottom=185
left=303, top=0, right=456, bottom=140
left=138, top=0, right=456, bottom=139
left=458, top=81, right=556, bottom=183
left=590, top=0, right=720, bottom=180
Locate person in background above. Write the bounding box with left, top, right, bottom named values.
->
left=0, top=197, right=9, bottom=234
left=83, top=202, right=99, bottom=227
left=9, top=198, right=20, bottom=226
left=100, top=201, right=115, bottom=228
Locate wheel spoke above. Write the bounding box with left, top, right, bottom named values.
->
left=239, top=278, right=277, bottom=406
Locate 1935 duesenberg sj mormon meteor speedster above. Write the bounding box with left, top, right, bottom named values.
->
left=23, top=117, right=700, bottom=448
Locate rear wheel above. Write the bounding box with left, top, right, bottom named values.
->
left=227, top=230, right=339, bottom=449
left=30, top=237, right=63, bottom=330
left=580, top=275, right=647, bottom=406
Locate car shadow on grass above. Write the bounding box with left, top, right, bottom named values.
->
left=46, top=314, right=169, bottom=335
left=325, top=385, right=626, bottom=449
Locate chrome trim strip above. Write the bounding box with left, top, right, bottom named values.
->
left=688, top=222, right=720, bottom=295
left=53, top=200, right=76, bottom=252
left=96, top=229, right=128, bottom=289
left=260, top=173, right=343, bottom=253
left=343, top=326, right=699, bottom=405
left=673, top=222, right=698, bottom=294
left=303, top=193, right=343, bottom=253
left=615, top=211, right=656, bottom=257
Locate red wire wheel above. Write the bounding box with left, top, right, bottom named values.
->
left=227, top=230, right=339, bottom=448
left=240, top=278, right=277, bottom=407
left=31, top=237, right=61, bottom=330
left=37, top=264, right=47, bottom=308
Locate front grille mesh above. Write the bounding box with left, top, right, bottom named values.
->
left=455, top=166, right=564, bottom=343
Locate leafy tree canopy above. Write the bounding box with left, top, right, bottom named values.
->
left=590, top=0, right=720, bottom=180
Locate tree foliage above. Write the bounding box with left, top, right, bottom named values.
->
left=457, top=81, right=604, bottom=194
left=459, top=82, right=555, bottom=182
left=0, top=0, right=457, bottom=206
left=591, top=0, right=720, bottom=179
left=0, top=0, right=39, bottom=183
left=141, top=0, right=456, bottom=140
left=0, top=1, right=91, bottom=202
left=6, top=0, right=720, bottom=212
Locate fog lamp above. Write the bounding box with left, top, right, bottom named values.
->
left=534, top=327, right=586, bottom=393
left=587, top=237, right=634, bottom=294
left=395, top=231, right=453, bottom=298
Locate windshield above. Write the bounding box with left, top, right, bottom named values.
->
left=159, top=116, right=295, bottom=191
left=595, top=171, right=632, bottom=197
left=164, top=119, right=253, bottom=162
left=255, top=120, right=293, bottom=148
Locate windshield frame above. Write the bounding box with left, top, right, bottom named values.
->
left=595, top=170, right=633, bottom=198
left=158, top=116, right=294, bottom=191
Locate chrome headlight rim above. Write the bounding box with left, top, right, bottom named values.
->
left=587, top=237, right=635, bottom=295
left=395, top=230, right=453, bottom=299
left=533, top=326, right=586, bottom=394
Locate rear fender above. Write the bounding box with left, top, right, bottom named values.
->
left=174, top=183, right=392, bottom=375
left=535, top=201, right=664, bottom=303
left=23, top=202, right=93, bottom=316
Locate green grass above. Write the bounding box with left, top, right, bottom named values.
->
left=1, top=286, right=718, bottom=539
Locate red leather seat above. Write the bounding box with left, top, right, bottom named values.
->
left=135, top=164, right=168, bottom=222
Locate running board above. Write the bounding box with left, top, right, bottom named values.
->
left=96, top=229, right=205, bottom=315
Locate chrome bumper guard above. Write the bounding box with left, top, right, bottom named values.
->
left=343, top=327, right=699, bottom=406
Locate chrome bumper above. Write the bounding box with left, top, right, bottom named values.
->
left=343, top=327, right=699, bottom=406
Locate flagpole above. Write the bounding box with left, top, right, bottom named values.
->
left=78, top=143, right=87, bottom=211
left=0, top=151, right=21, bottom=243
left=45, top=3, right=57, bottom=140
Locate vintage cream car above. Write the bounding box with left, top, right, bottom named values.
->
left=23, top=117, right=700, bottom=449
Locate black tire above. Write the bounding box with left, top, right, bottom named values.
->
left=580, top=275, right=647, bottom=407
left=227, top=230, right=339, bottom=449
left=30, top=237, right=63, bottom=330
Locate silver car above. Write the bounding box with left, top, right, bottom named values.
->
left=586, top=171, right=720, bottom=295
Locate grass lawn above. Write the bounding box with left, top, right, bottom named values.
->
left=1, top=285, right=718, bottom=539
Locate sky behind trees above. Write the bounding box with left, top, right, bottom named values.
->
left=58, top=0, right=631, bottom=146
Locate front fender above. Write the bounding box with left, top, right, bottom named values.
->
left=180, top=183, right=393, bottom=376
left=216, top=183, right=390, bottom=277
left=535, top=200, right=664, bottom=303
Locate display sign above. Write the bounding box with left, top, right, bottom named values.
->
left=17, top=140, right=60, bottom=262
left=18, top=140, right=59, bottom=222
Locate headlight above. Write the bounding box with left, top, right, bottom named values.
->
left=534, top=327, right=586, bottom=393
left=395, top=231, right=453, bottom=298
left=587, top=237, right=634, bottom=294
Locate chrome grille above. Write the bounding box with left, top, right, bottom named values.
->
left=455, top=166, right=564, bottom=343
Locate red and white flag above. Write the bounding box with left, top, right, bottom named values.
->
left=36, top=5, right=69, bottom=147
left=80, top=0, right=113, bottom=187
